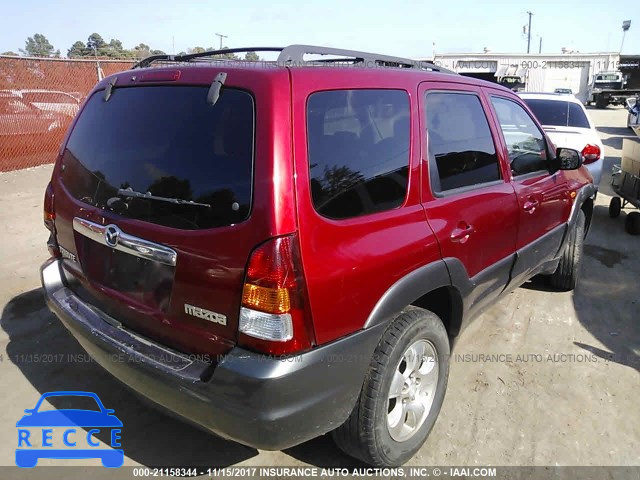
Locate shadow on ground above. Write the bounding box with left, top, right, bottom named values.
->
left=596, top=126, right=635, bottom=150
left=1, top=289, right=257, bottom=467
left=572, top=203, right=640, bottom=372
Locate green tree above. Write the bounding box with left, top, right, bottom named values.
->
left=21, top=33, right=58, bottom=57
left=133, top=43, right=150, bottom=57
left=105, top=38, right=132, bottom=58
left=151, top=49, right=166, bottom=55
left=86, top=33, right=107, bottom=55
left=67, top=41, right=87, bottom=58
left=217, top=46, right=239, bottom=60
left=107, top=39, right=124, bottom=53
left=2, top=51, right=18, bottom=56
left=132, top=43, right=154, bottom=59
left=244, top=51, right=260, bottom=61
left=188, top=46, right=206, bottom=54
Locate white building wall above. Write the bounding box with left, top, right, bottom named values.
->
left=426, top=52, right=620, bottom=103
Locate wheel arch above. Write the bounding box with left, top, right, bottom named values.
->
left=581, top=195, right=594, bottom=235
left=410, top=285, right=463, bottom=337
left=363, top=260, right=464, bottom=338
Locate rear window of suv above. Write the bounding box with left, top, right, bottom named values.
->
left=307, top=89, right=410, bottom=219
left=522, top=99, right=590, bottom=129
left=61, top=85, right=254, bottom=230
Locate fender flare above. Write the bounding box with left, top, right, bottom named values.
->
left=570, top=183, right=596, bottom=228
left=363, top=259, right=457, bottom=329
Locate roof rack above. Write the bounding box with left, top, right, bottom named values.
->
left=132, top=44, right=455, bottom=74
left=132, top=47, right=283, bottom=69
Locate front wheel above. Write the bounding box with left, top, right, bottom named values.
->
left=332, top=307, right=449, bottom=466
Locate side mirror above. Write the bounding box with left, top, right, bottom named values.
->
left=626, top=97, right=638, bottom=114
left=556, top=147, right=582, bottom=170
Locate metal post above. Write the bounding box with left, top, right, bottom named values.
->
left=539, top=37, right=542, bottom=54
left=526, top=11, right=533, bottom=54
left=621, top=20, right=631, bottom=53
left=215, top=33, right=228, bottom=50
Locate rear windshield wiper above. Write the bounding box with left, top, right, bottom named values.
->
left=117, top=188, right=211, bottom=208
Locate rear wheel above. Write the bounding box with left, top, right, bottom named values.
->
left=609, top=197, right=622, bottom=218
left=332, top=307, right=449, bottom=466
left=625, top=212, right=640, bottom=235
left=550, top=210, right=585, bottom=291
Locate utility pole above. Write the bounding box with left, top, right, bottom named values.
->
left=526, top=11, right=533, bottom=54
left=621, top=20, right=631, bottom=53
left=215, top=33, right=228, bottom=50
left=539, top=36, right=542, bottom=54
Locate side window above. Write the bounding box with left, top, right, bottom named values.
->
left=490, top=96, right=549, bottom=176
left=425, top=92, right=501, bottom=193
left=307, top=89, right=410, bottom=220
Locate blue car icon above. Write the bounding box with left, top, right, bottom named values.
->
left=16, top=391, right=124, bottom=468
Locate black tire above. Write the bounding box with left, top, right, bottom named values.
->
left=550, top=209, right=585, bottom=291
left=332, top=307, right=449, bottom=466
left=609, top=197, right=622, bottom=218
left=625, top=212, right=640, bottom=235
left=595, top=96, right=608, bottom=109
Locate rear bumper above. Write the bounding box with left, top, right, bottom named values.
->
left=41, top=258, right=384, bottom=450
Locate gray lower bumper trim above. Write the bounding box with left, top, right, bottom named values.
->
left=40, top=258, right=384, bottom=450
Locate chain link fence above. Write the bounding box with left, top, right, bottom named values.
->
left=0, top=56, right=135, bottom=172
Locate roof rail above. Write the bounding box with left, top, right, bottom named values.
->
left=132, top=44, right=455, bottom=74
left=132, top=47, right=284, bottom=69
left=277, top=45, right=454, bottom=73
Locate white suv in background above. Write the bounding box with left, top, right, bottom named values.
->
left=518, top=92, right=604, bottom=189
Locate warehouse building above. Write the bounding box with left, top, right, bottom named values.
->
left=425, top=51, right=623, bottom=103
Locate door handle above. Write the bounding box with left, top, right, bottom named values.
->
left=450, top=224, right=475, bottom=243
left=523, top=199, right=539, bottom=213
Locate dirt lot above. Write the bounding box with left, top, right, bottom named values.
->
left=0, top=106, right=638, bottom=469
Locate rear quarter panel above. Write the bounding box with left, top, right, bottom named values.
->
left=290, top=69, right=440, bottom=345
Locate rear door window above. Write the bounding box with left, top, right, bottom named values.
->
left=425, top=92, right=501, bottom=193
left=61, top=85, right=254, bottom=230
left=307, top=89, right=410, bottom=219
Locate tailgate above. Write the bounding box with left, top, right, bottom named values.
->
left=51, top=81, right=259, bottom=356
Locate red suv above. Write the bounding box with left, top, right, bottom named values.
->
left=40, top=45, right=595, bottom=466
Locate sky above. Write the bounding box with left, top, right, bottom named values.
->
left=2, top=0, right=639, bottom=58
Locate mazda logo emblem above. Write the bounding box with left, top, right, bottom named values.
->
left=104, top=225, right=121, bottom=248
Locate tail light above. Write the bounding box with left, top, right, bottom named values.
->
left=44, top=182, right=55, bottom=232
left=239, top=235, right=315, bottom=355
left=581, top=144, right=601, bottom=164
left=44, top=182, right=59, bottom=258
